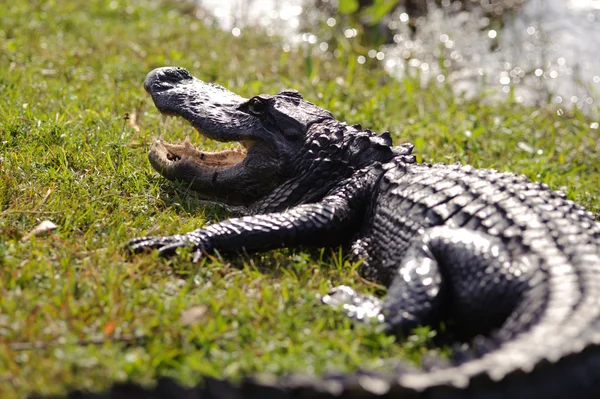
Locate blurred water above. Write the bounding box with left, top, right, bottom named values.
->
left=384, top=0, right=600, bottom=112
left=196, top=0, right=600, bottom=113
left=195, top=0, right=305, bottom=44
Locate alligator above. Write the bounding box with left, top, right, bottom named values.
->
left=122, top=67, right=600, bottom=398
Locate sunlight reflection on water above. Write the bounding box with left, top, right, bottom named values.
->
left=196, top=0, right=305, bottom=43
left=196, top=0, right=600, bottom=113
left=384, top=0, right=600, bottom=111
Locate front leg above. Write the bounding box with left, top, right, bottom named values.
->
left=127, top=192, right=362, bottom=262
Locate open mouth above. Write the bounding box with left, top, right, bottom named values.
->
left=149, top=131, right=251, bottom=172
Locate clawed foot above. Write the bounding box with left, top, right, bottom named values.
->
left=320, top=285, right=385, bottom=324
left=126, top=234, right=206, bottom=262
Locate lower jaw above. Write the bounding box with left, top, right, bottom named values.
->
left=149, top=137, right=247, bottom=170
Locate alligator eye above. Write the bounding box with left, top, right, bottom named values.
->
left=248, top=97, right=267, bottom=116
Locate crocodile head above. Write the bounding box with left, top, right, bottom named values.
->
left=143, top=67, right=407, bottom=209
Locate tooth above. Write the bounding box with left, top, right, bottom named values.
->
left=161, top=114, right=168, bottom=123
left=183, top=136, right=195, bottom=150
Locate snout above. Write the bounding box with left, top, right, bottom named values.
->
left=144, top=67, right=194, bottom=94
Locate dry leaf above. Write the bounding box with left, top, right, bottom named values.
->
left=21, top=220, right=57, bottom=242
left=180, top=305, right=208, bottom=326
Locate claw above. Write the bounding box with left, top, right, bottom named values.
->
left=157, top=241, right=188, bottom=257
left=125, top=235, right=186, bottom=255
left=192, top=249, right=204, bottom=263
left=125, top=237, right=163, bottom=253
left=126, top=232, right=208, bottom=261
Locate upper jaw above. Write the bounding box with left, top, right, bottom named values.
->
left=144, top=67, right=255, bottom=143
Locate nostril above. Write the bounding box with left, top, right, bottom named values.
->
left=163, top=67, right=192, bottom=83
left=173, top=67, right=192, bottom=80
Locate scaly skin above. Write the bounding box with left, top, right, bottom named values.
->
left=122, top=67, right=600, bottom=398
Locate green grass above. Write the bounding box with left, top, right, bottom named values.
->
left=1, top=0, right=599, bottom=398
